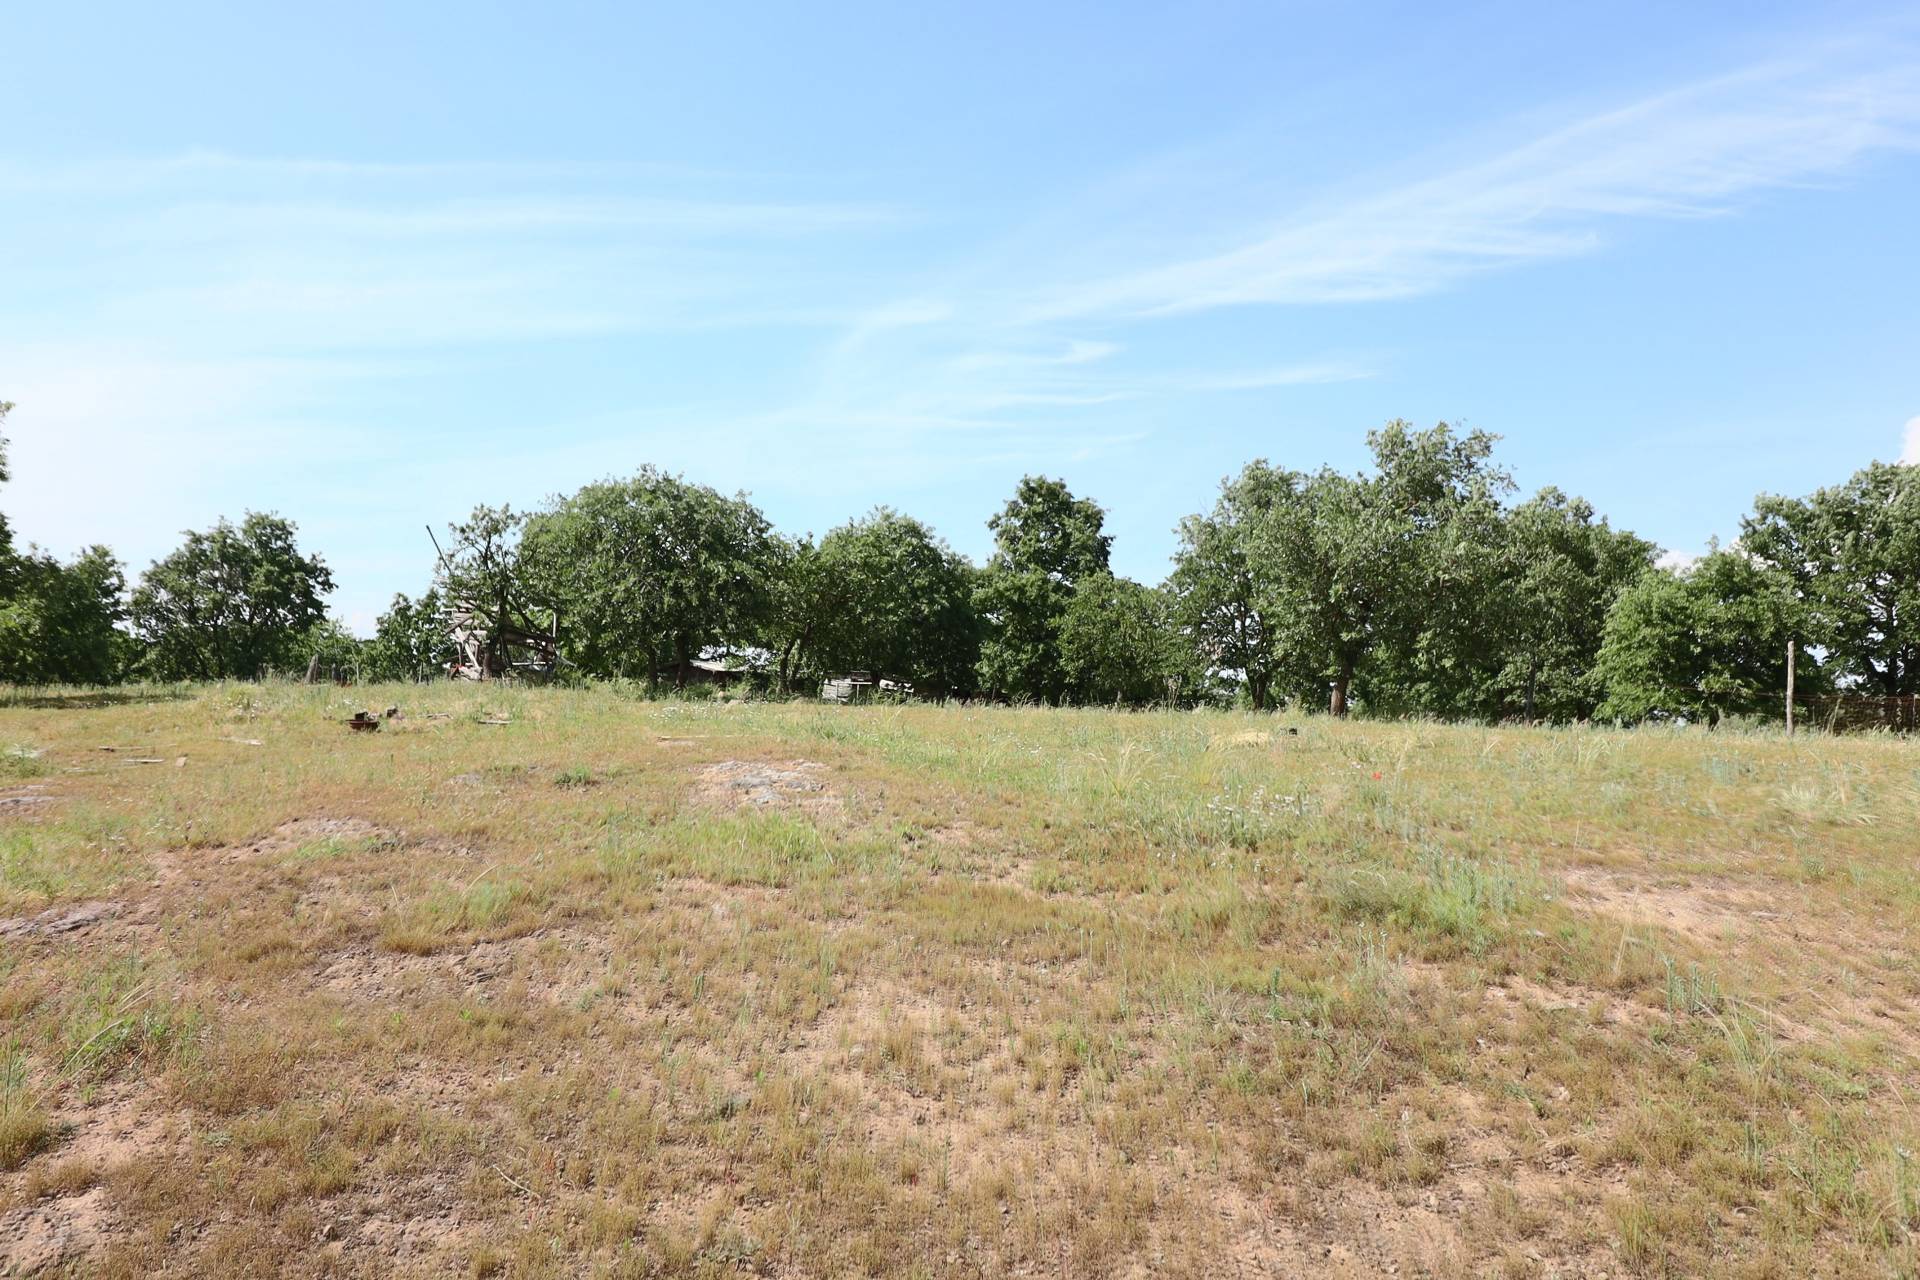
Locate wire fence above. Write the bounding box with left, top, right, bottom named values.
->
left=1795, top=695, right=1919, bottom=734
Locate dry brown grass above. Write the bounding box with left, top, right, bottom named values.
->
left=1, top=684, right=1917, bottom=1276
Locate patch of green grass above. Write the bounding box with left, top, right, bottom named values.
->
left=1322, top=851, right=1531, bottom=946
left=1, top=743, right=48, bottom=780
left=57, top=958, right=197, bottom=1080
left=0, top=1039, right=52, bottom=1170
left=378, top=873, right=531, bottom=953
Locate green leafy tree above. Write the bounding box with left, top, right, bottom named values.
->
left=292, top=618, right=365, bottom=680
left=765, top=536, right=829, bottom=693
left=1488, top=490, right=1655, bottom=720
left=1167, top=463, right=1298, bottom=710
left=1742, top=462, right=1920, bottom=696
left=0, top=545, right=131, bottom=685
left=1595, top=549, right=1807, bottom=723
left=984, top=476, right=1111, bottom=584
left=0, top=403, right=133, bottom=684
left=131, top=513, right=334, bottom=680
left=1379, top=487, right=1653, bottom=720
left=1293, top=422, right=1511, bottom=716
left=974, top=477, right=1112, bottom=702
left=809, top=508, right=979, bottom=696
left=1058, top=573, right=1194, bottom=705
left=522, top=470, right=781, bottom=683
left=1175, top=423, right=1509, bottom=714
left=363, top=589, right=458, bottom=682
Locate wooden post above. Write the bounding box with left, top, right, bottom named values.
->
left=1785, top=639, right=1796, bottom=735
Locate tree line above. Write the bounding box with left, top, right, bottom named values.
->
left=3, top=403, right=1914, bottom=723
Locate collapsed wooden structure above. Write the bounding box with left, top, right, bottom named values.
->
left=429, top=525, right=559, bottom=682
left=821, top=672, right=914, bottom=703
left=447, top=609, right=558, bottom=681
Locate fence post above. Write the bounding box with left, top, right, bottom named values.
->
left=1785, top=639, right=1795, bottom=736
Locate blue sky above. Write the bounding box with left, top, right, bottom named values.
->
left=3, top=2, right=1917, bottom=632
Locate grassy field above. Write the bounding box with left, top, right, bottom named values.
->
left=0, top=685, right=1917, bottom=1277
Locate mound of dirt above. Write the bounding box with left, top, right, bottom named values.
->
left=247, top=816, right=393, bottom=855
left=0, top=785, right=53, bottom=814
left=695, top=760, right=833, bottom=811
left=0, top=900, right=119, bottom=940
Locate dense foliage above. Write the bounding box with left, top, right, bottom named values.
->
left=803, top=509, right=980, bottom=696
left=1594, top=549, right=1807, bottom=724
left=522, top=471, right=780, bottom=682
left=0, top=544, right=130, bottom=685
left=364, top=589, right=460, bottom=683
left=1742, top=463, right=1920, bottom=697
left=129, top=514, right=334, bottom=680
left=2, top=387, right=1916, bottom=722
left=975, top=477, right=1112, bottom=703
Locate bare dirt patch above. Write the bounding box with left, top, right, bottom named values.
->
left=33, top=1087, right=173, bottom=1175
left=0, top=1089, right=169, bottom=1274
left=1487, top=972, right=1660, bottom=1030
left=0, top=1187, right=118, bottom=1276
left=1561, top=867, right=1788, bottom=943
left=246, top=817, right=394, bottom=857
left=694, top=760, right=835, bottom=812
left=335, top=1172, right=481, bottom=1270
left=782, top=975, right=1041, bottom=1184
left=1558, top=868, right=1920, bottom=1055
left=1211, top=729, right=1274, bottom=749
left=317, top=928, right=613, bottom=1010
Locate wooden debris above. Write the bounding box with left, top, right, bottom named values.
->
left=344, top=711, right=382, bottom=733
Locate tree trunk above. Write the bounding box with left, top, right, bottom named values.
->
left=1329, top=657, right=1353, bottom=717
left=1523, top=658, right=1538, bottom=723
left=778, top=638, right=799, bottom=693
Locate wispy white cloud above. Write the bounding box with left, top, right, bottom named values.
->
left=1903, top=415, right=1920, bottom=464
left=778, top=37, right=1920, bottom=463
left=949, top=340, right=1120, bottom=372
left=0, top=342, right=398, bottom=565
left=0, top=150, right=715, bottom=195
left=1175, top=363, right=1378, bottom=392
left=1030, top=48, right=1920, bottom=319
left=129, top=195, right=901, bottom=241
left=2, top=152, right=900, bottom=355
